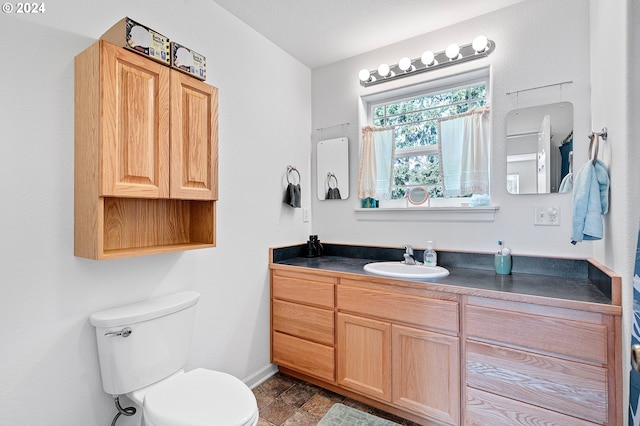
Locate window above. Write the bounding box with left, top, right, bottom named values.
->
left=369, top=78, right=488, bottom=200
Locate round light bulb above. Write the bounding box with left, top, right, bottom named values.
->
left=445, top=43, right=460, bottom=60
left=398, top=57, right=412, bottom=72
left=359, top=68, right=371, bottom=82
left=420, top=51, right=435, bottom=66
left=472, top=35, right=488, bottom=53
left=377, top=63, right=390, bottom=77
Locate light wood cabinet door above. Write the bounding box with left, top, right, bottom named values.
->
left=392, top=325, right=460, bottom=425
left=170, top=71, right=218, bottom=200
left=101, top=41, right=170, bottom=198
left=337, top=313, right=391, bottom=402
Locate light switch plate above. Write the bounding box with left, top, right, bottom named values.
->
left=534, top=205, right=560, bottom=226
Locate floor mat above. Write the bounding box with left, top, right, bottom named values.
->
left=317, top=403, right=402, bottom=426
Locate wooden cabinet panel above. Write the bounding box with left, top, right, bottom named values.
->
left=272, top=299, right=334, bottom=346
left=467, top=341, right=607, bottom=424
left=272, top=331, right=334, bottom=382
left=337, top=313, right=391, bottom=402
left=101, top=41, right=170, bottom=198
left=465, top=304, right=607, bottom=364
left=466, top=387, right=599, bottom=426
left=75, top=40, right=218, bottom=259
left=272, top=271, right=335, bottom=308
left=170, top=71, right=218, bottom=200
left=337, top=284, right=458, bottom=333
left=392, top=325, right=459, bottom=425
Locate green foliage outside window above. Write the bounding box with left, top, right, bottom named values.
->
left=372, top=84, right=486, bottom=199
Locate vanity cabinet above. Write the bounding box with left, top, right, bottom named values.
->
left=270, top=269, right=336, bottom=382
left=269, top=256, right=621, bottom=426
left=463, top=296, right=619, bottom=426
left=337, top=280, right=460, bottom=426
left=74, top=40, right=218, bottom=259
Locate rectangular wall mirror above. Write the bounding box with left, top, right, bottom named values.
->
left=317, top=137, right=349, bottom=200
left=506, top=102, right=573, bottom=194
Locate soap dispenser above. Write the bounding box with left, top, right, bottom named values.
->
left=423, top=241, right=437, bottom=266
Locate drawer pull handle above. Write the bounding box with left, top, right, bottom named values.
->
left=632, top=344, right=640, bottom=372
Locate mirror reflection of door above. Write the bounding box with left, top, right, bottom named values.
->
left=506, top=102, right=573, bottom=194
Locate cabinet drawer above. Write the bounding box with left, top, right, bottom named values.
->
left=272, top=331, right=334, bottom=382
left=467, top=341, right=607, bottom=424
left=272, top=271, right=335, bottom=308
left=272, top=300, right=334, bottom=346
left=466, top=387, right=599, bottom=426
left=465, top=304, right=607, bottom=364
left=337, top=285, right=458, bottom=333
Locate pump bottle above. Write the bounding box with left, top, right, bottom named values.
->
left=423, top=241, right=437, bottom=266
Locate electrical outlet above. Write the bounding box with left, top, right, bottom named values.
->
left=302, top=208, right=310, bottom=223
left=534, top=205, right=560, bottom=226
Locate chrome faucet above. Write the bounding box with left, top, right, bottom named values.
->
left=403, top=244, right=417, bottom=265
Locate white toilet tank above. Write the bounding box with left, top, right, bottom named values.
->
left=89, top=291, right=200, bottom=395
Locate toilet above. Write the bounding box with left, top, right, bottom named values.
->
left=89, top=291, right=259, bottom=426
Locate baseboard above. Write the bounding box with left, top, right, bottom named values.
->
left=243, top=363, right=279, bottom=389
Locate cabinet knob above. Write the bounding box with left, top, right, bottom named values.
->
left=632, top=344, right=640, bottom=372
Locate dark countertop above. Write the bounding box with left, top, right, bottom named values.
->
left=271, top=244, right=620, bottom=309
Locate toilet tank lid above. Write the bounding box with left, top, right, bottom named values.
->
left=90, top=291, right=200, bottom=328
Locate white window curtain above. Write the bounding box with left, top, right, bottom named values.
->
left=438, top=107, right=491, bottom=198
left=357, top=126, right=395, bottom=199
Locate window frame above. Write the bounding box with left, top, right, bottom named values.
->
left=366, top=72, right=490, bottom=201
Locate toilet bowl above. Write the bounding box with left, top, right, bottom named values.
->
left=89, top=292, right=259, bottom=426
left=129, top=369, right=258, bottom=426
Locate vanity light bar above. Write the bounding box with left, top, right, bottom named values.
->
left=359, top=37, right=495, bottom=87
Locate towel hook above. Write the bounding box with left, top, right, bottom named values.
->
left=327, top=172, right=339, bottom=189
left=588, top=127, right=608, bottom=165
left=588, top=133, right=600, bottom=166
left=286, top=165, right=300, bottom=184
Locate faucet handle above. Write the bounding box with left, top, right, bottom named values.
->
left=403, top=244, right=414, bottom=255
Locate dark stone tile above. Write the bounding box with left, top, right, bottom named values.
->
left=282, top=409, right=322, bottom=426
left=254, top=373, right=299, bottom=399
left=301, top=394, right=344, bottom=417
left=260, top=399, right=299, bottom=426
left=279, top=383, right=318, bottom=408
left=253, top=391, right=275, bottom=410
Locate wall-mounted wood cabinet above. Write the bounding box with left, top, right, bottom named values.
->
left=74, top=40, right=218, bottom=259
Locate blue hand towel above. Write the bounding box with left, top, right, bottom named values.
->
left=570, top=159, right=609, bottom=244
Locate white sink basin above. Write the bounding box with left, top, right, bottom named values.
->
left=363, top=261, right=450, bottom=279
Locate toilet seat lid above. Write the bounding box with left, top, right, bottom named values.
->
left=144, top=368, right=258, bottom=426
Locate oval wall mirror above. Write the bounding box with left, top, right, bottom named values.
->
left=506, top=102, right=573, bottom=194
left=408, top=186, right=429, bottom=205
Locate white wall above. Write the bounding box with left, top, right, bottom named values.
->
left=311, top=0, right=592, bottom=258
left=590, top=0, right=638, bottom=421
left=0, top=1, right=311, bottom=425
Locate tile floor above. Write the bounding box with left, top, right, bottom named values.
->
left=252, top=372, right=421, bottom=426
